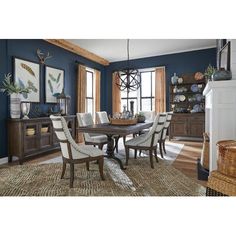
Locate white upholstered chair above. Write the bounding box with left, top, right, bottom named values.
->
left=125, top=113, right=167, bottom=168
left=96, top=111, right=124, bottom=153
left=159, top=112, right=173, bottom=158
left=141, top=111, right=156, bottom=122
left=50, top=115, right=105, bottom=188
left=77, top=113, right=108, bottom=150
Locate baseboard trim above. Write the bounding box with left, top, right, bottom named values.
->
left=0, top=156, right=18, bottom=165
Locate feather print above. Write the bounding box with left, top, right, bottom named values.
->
left=48, top=80, right=53, bottom=94
left=49, top=73, right=57, bottom=82
left=27, top=80, right=38, bottom=93
left=18, top=78, right=28, bottom=99
left=56, top=73, right=61, bottom=83
left=21, top=63, right=35, bottom=77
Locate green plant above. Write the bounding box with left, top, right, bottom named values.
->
left=204, top=64, right=216, bottom=81
left=0, top=73, right=32, bottom=95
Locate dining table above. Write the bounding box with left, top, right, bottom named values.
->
left=77, top=121, right=153, bottom=170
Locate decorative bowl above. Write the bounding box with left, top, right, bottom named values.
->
left=26, top=128, right=35, bottom=136
left=41, top=127, right=48, bottom=133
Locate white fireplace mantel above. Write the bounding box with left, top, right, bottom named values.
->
left=203, top=80, right=236, bottom=171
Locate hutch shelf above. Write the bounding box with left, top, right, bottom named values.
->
left=169, top=74, right=206, bottom=140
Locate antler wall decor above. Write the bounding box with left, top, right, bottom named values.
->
left=36, top=49, right=52, bottom=64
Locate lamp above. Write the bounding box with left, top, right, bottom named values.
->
left=57, top=88, right=70, bottom=115
left=116, top=39, right=140, bottom=94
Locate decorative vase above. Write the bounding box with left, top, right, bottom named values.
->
left=171, top=73, right=179, bottom=85
left=10, top=93, right=21, bottom=119
left=21, top=102, right=31, bottom=119
left=212, top=69, right=232, bottom=81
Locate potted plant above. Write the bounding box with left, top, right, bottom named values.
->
left=0, top=73, right=32, bottom=118
left=204, top=64, right=216, bottom=81
left=135, top=112, right=146, bottom=123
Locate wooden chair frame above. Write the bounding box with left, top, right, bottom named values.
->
left=54, top=126, right=105, bottom=188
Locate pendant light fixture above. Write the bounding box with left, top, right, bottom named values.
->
left=116, top=39, right=140, bottom=93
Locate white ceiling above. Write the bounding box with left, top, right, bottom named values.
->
left=67, top=39, right=216, bottom=63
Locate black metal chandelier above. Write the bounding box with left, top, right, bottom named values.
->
left=116, top=39, right=140, bottom=93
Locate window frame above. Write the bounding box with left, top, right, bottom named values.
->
left=120, top=68, right=155, bottom=112
left=85, top=70, right=94, bottom=117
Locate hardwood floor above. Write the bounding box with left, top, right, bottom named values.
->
left=172, top=140, right=207, bottom=187
left=4, top=140, right=207, bottom=187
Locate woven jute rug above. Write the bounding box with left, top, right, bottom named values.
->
left=0, top=157, right=206, bottom=196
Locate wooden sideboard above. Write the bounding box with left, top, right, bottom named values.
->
left=169, top=113, right=205, bottom=140
left=8, top=115, right=76, bottom=164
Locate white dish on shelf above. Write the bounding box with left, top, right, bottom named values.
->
left=179, top=95, right=186, bottom=102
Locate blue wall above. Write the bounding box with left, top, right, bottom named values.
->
left=0, top=39, right=106, bottom=157
left=104, top=48, right=217, bottom=115
left=0, top=40, right=216, bottom=158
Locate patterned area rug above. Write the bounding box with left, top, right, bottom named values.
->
left=0, top=157, right=205, bottom=196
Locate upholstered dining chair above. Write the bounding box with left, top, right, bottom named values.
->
left=125, top=113, right=167, bottom=168
left=77, top=113, right=108, bottom=150
left=135, top=111, right=156, bottom=137
left=141, top=111, right=156, bottom=122
left=50, top=115, right=105, bottom=188
left=159, top=112, right=173, bottom=158
left=96, top=111, right=124, bottom=153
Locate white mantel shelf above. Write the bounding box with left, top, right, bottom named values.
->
left=203, top=79, right=236, bottom=171
left=203, top=79, right=236, bottom=96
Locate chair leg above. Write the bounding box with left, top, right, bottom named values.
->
left=115, top=137, right=119, bottom=153
left=159, top=141, right=164, bottom=159
left=134, top=149, right=137, bottom=159
left=61, top=162, right=66, bottom=179
left=139, top=150, right=142, bottom=156
left=154, top=148, right=159, bottom=162
left=125, top=146, right=129, bottom=165
left=98, top=144, right=104, bottom=150
left=163, top=140, right=167, bottom=154
left=98, top=158, right=105, bottom=180
left=123, top=136, right=126, bottom=146
left=86, top=161, right=89, bottom=171
left=149, top=150, right=154, bottom=169
left=70, top=163, right=74, bottom=188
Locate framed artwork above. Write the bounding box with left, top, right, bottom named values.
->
left=14, top=57, right=40, bottom=102
left=45, top=66, right=64, bottom=103
left=219, top=41, right=231, bottom=71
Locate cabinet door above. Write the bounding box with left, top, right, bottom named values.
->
left=40, top=122, right=52, bottom=149
left=23, top=122, right=40, bottom=154
left=189, top=116, right=204, bottom=138
left=170, top=120, right=188, bottom=137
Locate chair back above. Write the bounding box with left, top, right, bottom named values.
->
left=50, top=115, right=71, bottom=159
left=140, top=111, right=156, bottom=122
left=96, top=111, right=110, bottom=124
left=76, top=113, right=94, bottom=141
left=148, top=113, right=167, bottom=146
left=161, top=112, right=173, bottom=140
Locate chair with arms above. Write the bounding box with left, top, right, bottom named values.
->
left=50, top=115, right=105, bottom=188
left=77, top=113, right=108, bottom=150
left=125, top=113, right=167, bottom=168
left=159, top=112, right=173, bottom=158
left=96, top=111, right=124, bottom=153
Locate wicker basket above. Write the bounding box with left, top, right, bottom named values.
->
left=110, top=118, right=138, bottom=126
left=207, top=170, right=236, bottom=196
left=217, top=140, right=236, bottom=178
left=200, top=132, right=210, bottom=170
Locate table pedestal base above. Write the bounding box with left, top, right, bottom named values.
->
left=105, top=135, right=126, bottom=170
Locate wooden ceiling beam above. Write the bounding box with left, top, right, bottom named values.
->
left=45, top=39, right=109, bottom=66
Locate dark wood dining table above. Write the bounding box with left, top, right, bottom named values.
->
left=77, top=122, right=153, bottom=169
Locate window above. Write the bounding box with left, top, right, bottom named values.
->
left=85, top=70, right=95, bottom=118
left=120, top=69, right=155, bottom=113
